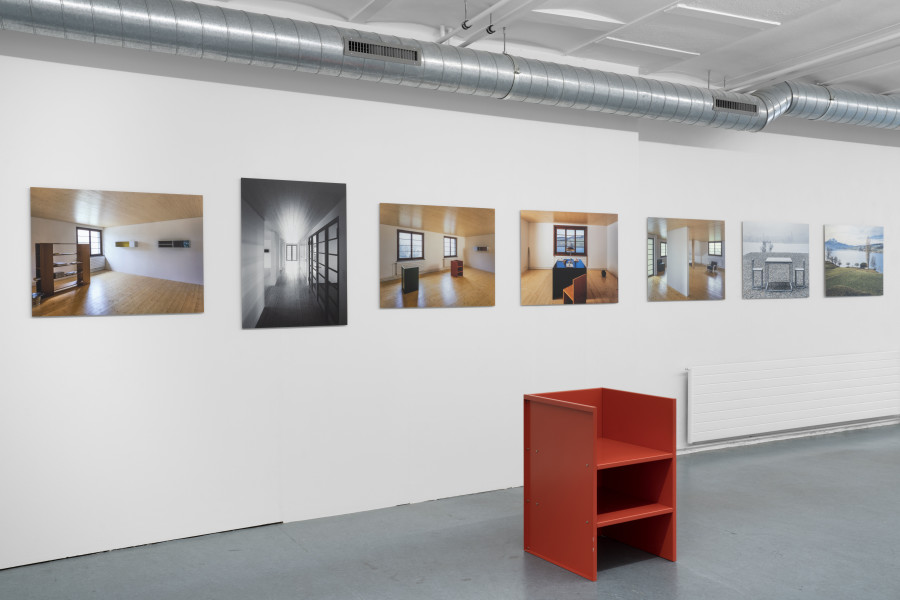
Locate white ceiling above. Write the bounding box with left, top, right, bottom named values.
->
left=212, top=0, right=900, bottom=94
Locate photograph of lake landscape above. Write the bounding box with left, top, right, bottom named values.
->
left=824, top=225, right=884, bottom=297
left=742, top=221, right=809, bottom=299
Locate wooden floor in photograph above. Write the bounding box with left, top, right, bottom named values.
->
left=32, top=270, right=204, bottom=317
left=380, top=267, right=494, bottom=308
left=648, top=265, right=725, bottom=301
left=520, top=268, right=618, bottom=305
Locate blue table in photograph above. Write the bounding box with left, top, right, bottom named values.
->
left=552, top=259, right=587, bottom=299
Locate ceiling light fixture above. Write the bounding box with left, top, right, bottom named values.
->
left=530, top=8, right=623, bottom=26
left=605, top=37, right=700, bottom=57
left=665, top=4, right=781, bottom=29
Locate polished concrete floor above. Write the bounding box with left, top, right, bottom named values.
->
left=2, top=425, right=898, bottom=599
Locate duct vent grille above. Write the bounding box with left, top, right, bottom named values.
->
left=714, top=99, right=759, bottom=114
left=345, top=38, right=421, bottom=65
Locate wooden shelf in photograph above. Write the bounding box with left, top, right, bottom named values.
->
left=35, top=243, right=91, bottom=297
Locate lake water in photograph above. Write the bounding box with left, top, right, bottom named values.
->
left=830, top=249, right=883, bottom=273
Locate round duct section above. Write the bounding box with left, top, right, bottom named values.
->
left=2, top=0, right=900, bottom=132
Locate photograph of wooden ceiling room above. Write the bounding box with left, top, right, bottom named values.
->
left=647, top=217, right=725, bottom=302
left=379, top=203, right=495, bottom=308
left=519, top=210, right=618, bottom=305
left=31, top=187, right=204, bottom=317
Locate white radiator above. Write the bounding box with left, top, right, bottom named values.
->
left=687, top=351, right=900, bottom=444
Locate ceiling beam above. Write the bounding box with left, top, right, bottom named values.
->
left=563, top=0, right=681, bottom=56
left=348, top=0, right=396, bottom=24
left=818, top=54, right=900, bottom=87
left=728, top=23, right=900, bottom=92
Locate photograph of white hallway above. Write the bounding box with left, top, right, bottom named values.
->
left=742, top=221, right=810, bottom=299
left=519, top=210, right=618, bottom=305
left=647, top=217, right=725, bottom=302
left=379, top=203, right=494, bottom=308
left=31, top=187, right=204, bottom=317
left=241, top=178, right=347, bottom=328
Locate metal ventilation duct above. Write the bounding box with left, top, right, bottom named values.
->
left=2, top=0, right=900, bottom=132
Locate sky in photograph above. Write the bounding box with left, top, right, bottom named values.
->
left=742, top=221, right=809, bottom=244
left=825, top=225, right=884, bottom=245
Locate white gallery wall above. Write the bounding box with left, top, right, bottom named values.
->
left=1, top=31, right=899, bottom=570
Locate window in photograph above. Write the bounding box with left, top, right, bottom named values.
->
left=443, top=236, right=457, bottom=258
left=398, top=230, right=424, bottom=261
left=286, top=244, right=298, bottom=261
left=660, top=242, right=667, bottom=258
left=647, top=238, right=654, bottom=276
left=709, top=241, right=723, bottom=256
left=554, top=225, right=587, bottom=256
left=76, top=227, right=102, bottom=256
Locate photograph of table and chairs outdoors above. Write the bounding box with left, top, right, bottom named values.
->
left=741, top=221, right=810, bottom=300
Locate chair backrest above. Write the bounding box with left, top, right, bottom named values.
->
left=573, top=274, right=587, bottom=302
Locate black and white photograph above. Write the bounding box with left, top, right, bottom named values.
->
left=741, top=221, right=810, bottom=299
left=241, top=178, right=347, bottom=328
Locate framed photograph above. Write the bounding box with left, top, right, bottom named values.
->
left=241, top=178, right=347, bottom=328
left=379, top=203, right=495, bottom=308
left=741, top=221, right=810, bottom=299
left=519, top=210, right=618, bottom=305
left=647, top=217, right=725, bottom=302
left=31, top=187, right=204, bottom=317
left=824, top=225, right=883, bottom=297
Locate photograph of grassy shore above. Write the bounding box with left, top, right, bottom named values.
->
left=824, top=225, right=883, bottom=297
left=742, top=221, right=809, bottom=299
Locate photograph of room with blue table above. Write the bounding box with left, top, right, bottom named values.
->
left=519, top=210, right=618, bottom=305
left=742, top=221, right=810, bottom=299
left=647, top=217, right=725, bottom=301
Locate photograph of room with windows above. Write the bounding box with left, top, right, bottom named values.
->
left=379, top=203, right=495, bottom=308
left=30, top=187, right=204, bottom=317
left=519, top=210, right=619, bottom=305
left=647, top=217, right=725, bottom=301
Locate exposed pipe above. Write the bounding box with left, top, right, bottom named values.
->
left=2, top=0, right=900, bottom=132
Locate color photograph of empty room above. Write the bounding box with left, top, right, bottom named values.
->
left=647, top=217, right=725, bottom=302
left=379, top=203, right=494, bottom=308
left=31, top=187, right=204, bottom=317
left=241, top=178, right=347, bottom=328
left=519, top=210, right=618, bottom=305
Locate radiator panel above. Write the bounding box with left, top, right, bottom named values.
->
left=687, top=351, right=900, bottom=444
